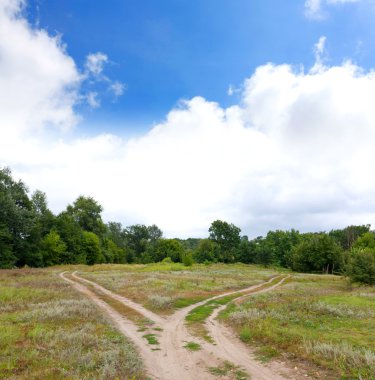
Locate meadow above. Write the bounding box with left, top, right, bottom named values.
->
left=219, top=274, right=375, bottom=379
left=1, top=263, right=375, bottom=379
left=0, top=268, right=145, bottom=380
left=77, top=262, right=283, bottom=314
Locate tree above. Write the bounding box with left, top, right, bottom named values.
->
left=254, top=237, right=274, bottom=267
left=237, top=237, right=256, bottom=264
left=0, top=167, right=36, bottom=266
left=40, top=230, right=67, bottom=266
left=67, top=196, right=105, bottom=235
left=102, top=238, right=127, bottom=263
left=106, top=222, right=127, bottom=249
left=291, top=233, right=342, bottom=273
left=55, top=212, right=84, bottom=264
left=82, top=231, right=103, bottom=265
left=153, top=239, right=185, bottom=262
left=329, top=225, right=371, bottom=250
left=193, top=239, right=218, bottom=263
left=352, top=231, right=375, bottom=250
left=346, top=248, right=375, bottom=285
left=125, top=224, right=163, bottom=262
left=0, top=224, right=16, bottom=268
left=263, top=230, right=301, bottom=267
left=208, top=220, right=241, bottom=263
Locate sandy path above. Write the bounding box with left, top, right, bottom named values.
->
left=61, top=271, right=309, bottom=380
left=59, top=272, right=167, bottom=379
left=205, top=276, right=296, bottom=380
left=71, top=271, right=164, bottom=325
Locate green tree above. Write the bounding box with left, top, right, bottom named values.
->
left=193, top=239, right=218, bottom=263
left=263, top=230, right=301, bottom=267
left=291, top=233, right=342, bottom=273
left=153, top=239, right=185, bottom=262
left=329, top=225, right=371, bottom=250
left=82, top=231, right=103, bottom=265
left=55, top=212, right=84, bottom=264
left=346, top=248, right=375, bottom=285
left=102, top=238, right=127, bottom=263
left=125, top=224, right=163, bottom=262
left=237, top=237, right=256, bottom=264
left=40, top=230, right=67, bottom=266
left=0, top=224, right=16, bottom=268
left=67, top=196, right=105, bottom=235
left=0, top=167, right=37, bottom=266
left=252, top=237, right=274, bottom=267
left=352, top=231, right=375, bottom=250
left=208, top=220, right=241, bottom=263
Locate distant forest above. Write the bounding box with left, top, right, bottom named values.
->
left=1, top=167, right=374, bottom=284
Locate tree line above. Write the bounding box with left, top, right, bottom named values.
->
left=1, top=167, right=374, bottom=284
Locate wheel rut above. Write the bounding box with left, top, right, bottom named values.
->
left=60, top=271, right=311, bottom=380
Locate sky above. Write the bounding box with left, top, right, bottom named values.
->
left=1, top=0, right=375, bottom=238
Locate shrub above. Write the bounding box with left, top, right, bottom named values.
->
left=347, top=249, right=375, bottom=285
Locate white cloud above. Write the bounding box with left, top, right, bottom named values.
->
left=86, top=91, right=100, bottom=108
left=83, top=53, right=126, bottom=106
left=305, top=0, right=361, bottom=19
left=305, top=0, right=324, bottom=20
left=110, top=81, right=126, bottom=98
left=84, top=52, right=108, bottom=77
left=0, top=0, right=80, bottom=136
left=1, top=4, right=375, bottom=238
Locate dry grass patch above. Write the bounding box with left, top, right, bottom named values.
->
left=78, top=263, right=283, bottom=315
left=0, top=267, right=146, bottom=380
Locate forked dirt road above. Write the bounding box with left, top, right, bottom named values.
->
left=60, top=271, right=310, bottom=380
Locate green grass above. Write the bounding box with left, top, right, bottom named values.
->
left=0, top=268, right=146, bottom=380
left=183, top=341, right=202, bottom=351
left=185, top=293, right=241, bottom=342
left=220, top=274, right=375, bottom=379
left=142, top=333, right=159, bottom=345
left=208, top=361, right=249, bottom=379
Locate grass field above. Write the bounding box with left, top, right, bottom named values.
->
left=77, top=263, right=283, bottom=314
left=0, top=268, right=145, bottom=380
left=1, top=263, right=375, bottom=379
left=219, top=274, right=375, bottom=379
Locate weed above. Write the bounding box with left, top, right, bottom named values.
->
left=142, top=333, right=159, bottom=345
left=183, top=341, right=201, bottom=351
left=208, top=361, right=248, bottom=378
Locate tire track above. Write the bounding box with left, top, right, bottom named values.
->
left=61, top=271, right=309, bottom=380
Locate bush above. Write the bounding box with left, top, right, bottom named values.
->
left=182, top=252, right=194, bottom=267
left=347, top=249, right=375, bottom=285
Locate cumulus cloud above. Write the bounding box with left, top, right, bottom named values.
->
left=1, top=2, right=375, bottom=238
left=0, top=0, right=80, bottom=136
left=305, top=0, right=361, bottom=19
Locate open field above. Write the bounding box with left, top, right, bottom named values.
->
left=1, top=263, right=375, bottom=379
left=0, top=268, right=145, bottom=380
left=219, top=274, right=375, bottom=379
left=77, top=263, right=284, bottom=314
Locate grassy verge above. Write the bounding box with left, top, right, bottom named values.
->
left=0, top=268, right=146, bottom=380
left=219, top=274, right=375, bottom=379
left=185, top=275, right=286, bottom=342
left=185, top=293, right=241, bottom=342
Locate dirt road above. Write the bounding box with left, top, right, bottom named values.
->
left=60, top=271, right=310, bottom=380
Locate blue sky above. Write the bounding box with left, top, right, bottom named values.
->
left=25, top=0, right=375, bottom=136
left=2, top=0, right=375, bottom=237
